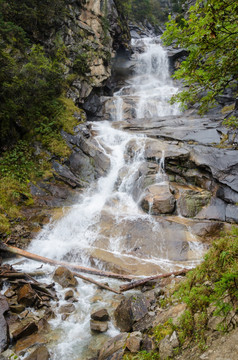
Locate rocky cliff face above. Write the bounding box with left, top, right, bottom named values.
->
left=50, top=0, right=130, bottom=105
left=1, top=0, right=131, bottom=244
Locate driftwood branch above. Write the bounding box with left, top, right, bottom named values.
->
left=0, top=243, right=134, bottom=281
left=120, top=268, right=191, bottom=292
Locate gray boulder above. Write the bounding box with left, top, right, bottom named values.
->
left=114, top=294, right=148, bottom=332
left=141, top=184, right=175, bottom=215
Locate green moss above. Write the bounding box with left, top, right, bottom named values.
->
left=221, top=104, right=235, bottom=114
left=0, top=214, right=10, bottom=234
left=153, top=321, right=174, bottom=345
left=58, top=97, right=85, bottom=134
left=0, top=176, right=34, bottom=235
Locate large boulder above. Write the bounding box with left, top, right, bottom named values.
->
left=114, top=294, right=148, bottom=332
left=0, top=295, right=9, bottom=353
left=140, top=184, right=175, bottom=215
left=53, top=266, right=78, bottom=288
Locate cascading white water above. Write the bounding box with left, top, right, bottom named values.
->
left=114, top=37, right=180, bottom=120
left=14, top=36, right=205, bottom=360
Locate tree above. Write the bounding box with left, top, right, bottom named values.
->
left=162, top=0, right=238, bottom=113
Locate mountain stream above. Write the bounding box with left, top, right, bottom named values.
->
left=13, top=37, right=206, bottom=360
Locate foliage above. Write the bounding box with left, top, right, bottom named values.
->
left=175, top=227, right=238, bottom=345
left=223, top=116, right=238, bottom=130
left=0, top=141, right=37, bottom=182
left=0, top=0, right=66, bottom=41
left=162, top=0, right=238, bottom=114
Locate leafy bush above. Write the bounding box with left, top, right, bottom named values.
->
left=162, top=0, right=238, bottom=114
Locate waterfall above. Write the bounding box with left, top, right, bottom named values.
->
left=13, top=36, right=204, bottom=360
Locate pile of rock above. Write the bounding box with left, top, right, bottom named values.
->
left=96, top=280, right=185, bottom=360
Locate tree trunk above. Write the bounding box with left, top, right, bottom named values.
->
left=120, top=268, right=190, bottom=292
left=0, top=243, right=134, bottom=281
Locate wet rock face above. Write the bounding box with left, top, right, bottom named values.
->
left=116, top=114, right=238, bottom=224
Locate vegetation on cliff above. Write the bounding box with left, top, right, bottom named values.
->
left=162, top=0, right=238, bottom=115
left=117, top=0, right=186, bottom=26
left=0, top=0, right=87, bottom=234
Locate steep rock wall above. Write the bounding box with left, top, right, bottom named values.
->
left=51, top=0, right=130, bottom=105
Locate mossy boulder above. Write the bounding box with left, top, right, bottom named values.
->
left=177, top=189, right=211, bottom=218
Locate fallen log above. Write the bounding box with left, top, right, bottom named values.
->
left=1, top=263, right=119, bottom=295
left=71, top=271, right=120, bottom=294
left=0, top=243, right=134, bottom=281
left=120, top=268, right=191, bottom=292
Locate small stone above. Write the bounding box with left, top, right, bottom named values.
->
left=10, top=304, right=26, bottom=314
left=64, top=290, right=74, bottom=300
left=142, top=335, right=155, bottom=352
left=61, top=314, right=68, bottom=321
left=207, top=316, right=224, bottom=331
left=19, top=310, right=29, bottom=319
left=170, top=331, right=179, bottom=348
left=126, top=331, right=142, bottom=353
left=65, top=296, right=77, bottom=303
left=91, top=295, right=103, bottom=303
left=17, top=284, right=36, bottom=307
left=15, top=333, right=46, bottom=354
left=91, top=309, right=110, bottom=322
left=53, top=266, right=78, bottom=288
left=4, top=288, right=16, bottom=298
left=24, top=345, right=49, bottom=360
left=159, top=335, right=173, bottom=360
left=12, top=321, right=38, bottom=341
left=90, top=319, right=108, bottom=333
left=58, top=303, right=76, bottom=314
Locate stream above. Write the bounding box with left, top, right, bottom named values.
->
left=14, top=36, right=207, bottom=360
